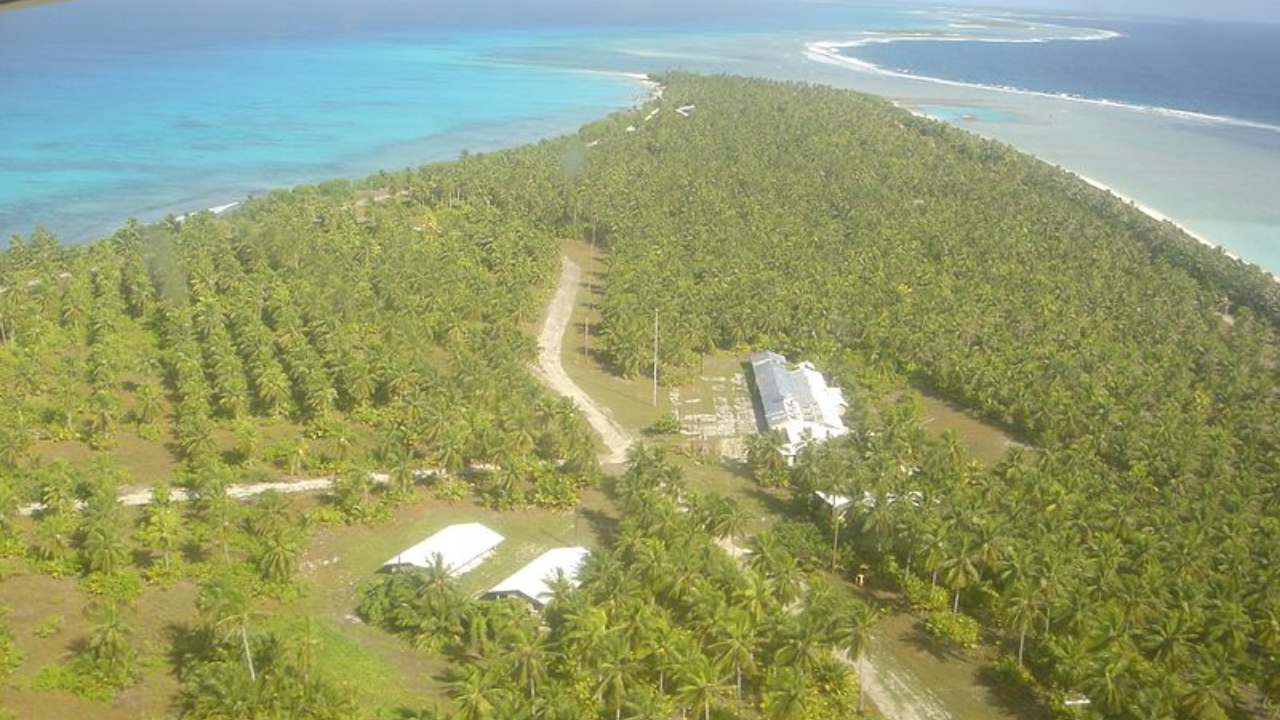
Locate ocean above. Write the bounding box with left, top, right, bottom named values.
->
left=845, top=15, right=1280, bottom=131
left=2, top=0, right=1278, bottom=272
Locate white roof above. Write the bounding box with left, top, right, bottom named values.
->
left=750, top=351, right=848, bottom=457
left=382, top=523, right=504, bottom=575
left=486, top=547, right=589, bottom=607
left=815, top=490, right=852, bottom=510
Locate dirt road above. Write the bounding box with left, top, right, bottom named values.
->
left=533, top=257, right=633, bottom=465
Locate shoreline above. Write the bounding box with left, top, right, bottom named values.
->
left=1073, top=173, right=1280, bottom=282
left=803, top=32, right=1280, bottom=135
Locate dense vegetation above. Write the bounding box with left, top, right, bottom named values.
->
left=0, top=177, right=599, bottom=711
left=358, top=447, right=878, bottom=720
left=363, top=74, right=1279, bottom=717
left=570, top=75, right=1279, bottom=719
left=3, top=69, right=1278, bottom=719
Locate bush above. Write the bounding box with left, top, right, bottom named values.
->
left=34, top=614, right=65, bottom=639
left=902, top=574, right=949, bottom=614
left=78, top=569, right=145, bottom=601
left=644, top=413, right=682, bottom=435
left=432, top=476, right=467, bottom=502
left=925, top=611, right=980, bottom=648
left=993, top=654, right=1035, bottom=688
left=531, top=473, right=579, bottom=510
left=767, top=521, right=829, bottom=571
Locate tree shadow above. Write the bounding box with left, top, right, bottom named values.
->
left=164, top=621, right=211, bottom=680
left=900, top=617, right=964, bottom=662
left=578, top=507, right=620, bottom=546
left=740, top=360, right=768, bottom=434
left=741, top=485, right=795, bottom=519
left=974, top=665, right=1054, bottom=720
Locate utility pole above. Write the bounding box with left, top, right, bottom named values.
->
left=652, top=308, right=659, bottom=407
left=584, top=223, right=594, bottom=359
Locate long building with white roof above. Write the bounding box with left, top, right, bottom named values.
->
left=382, top=522, right=504, bottom=575
left=750, top=351, right=848, bottom=461
left=485, top=546, right=589, bottom=608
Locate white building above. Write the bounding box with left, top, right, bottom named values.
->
left=485, top=547, right=590, bottom=609
left=381, top=523, right=504, bottom=576
left=750, top=351, right=848, bottom=461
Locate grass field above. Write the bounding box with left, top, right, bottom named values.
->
left=0, top=559, right=197, bottom=720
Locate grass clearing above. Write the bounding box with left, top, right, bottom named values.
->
left=917, top=391, right=1027, bottom=466
left=0, top=565, right=197, bottom=720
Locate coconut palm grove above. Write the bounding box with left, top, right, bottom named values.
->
left=0, top=73, right=1276, bottom=719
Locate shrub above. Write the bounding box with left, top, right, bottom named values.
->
left=993, top=654, right=1035, bottom=688
left=902, top=573, right=948, bottom=614
left=767, top=521, right=828, bottom=570
left=531, top=473, right=578, bottom=510
left=433, top=476, right=467, bottom=502
left=34, top=614, right=65, bottom=639
left=925, top=611, right=980, bottom=648
left=645, top=413, right=682, bottom=435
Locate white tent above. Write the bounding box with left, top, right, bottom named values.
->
left=485, top=547, right=589, bottom=608
left=381, top=522, right=504, bottom=576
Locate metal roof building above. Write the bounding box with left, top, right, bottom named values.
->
left=750, top=351, right=848, bottom=460
left=381, top=523, right=504, bottom=575
left=485, top=546, right=589, bottom=608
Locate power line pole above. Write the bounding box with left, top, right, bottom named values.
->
left=652, top=308, right=659, bottom=407
left=584, top=223, right=594, bottom=359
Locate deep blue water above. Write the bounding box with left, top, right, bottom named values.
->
left=848, top=17, right=1280, bottom=128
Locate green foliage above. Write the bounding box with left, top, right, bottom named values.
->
left=902, top=574, right=949, bottom=615
left=371, top=451, right=880, bottom=720
left=0, top=608, right=22, bottom=678
left=644, top=412, right=682, bottom=435
left=757, top=521, right=829, bottom=572
left=356, top=560, right=467, bottom=654
left=925, top=611, right=981, bottom=649
left=33, top=614, right=64, bottom=639
left=77, top=568, right=145, bottom=601
left=177, top=631, right=363, bottom=720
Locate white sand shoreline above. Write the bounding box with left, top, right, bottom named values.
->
left=803, top=36, right=1280, bottom=135
left=1073, top=173, right=1279, bottom=282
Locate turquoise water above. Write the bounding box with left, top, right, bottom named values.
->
left=0, top=20, right=643, bottom=239
left=2, top=0, right=1279, bottom=273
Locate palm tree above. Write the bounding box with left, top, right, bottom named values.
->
left=711, top=611, right=757, bottom=715
left=82, top=517, right=129, bottom=576
left=86, top=600, right=136, bottom=677
left=256, top=530, right=299, bottom=584
left=134, top=382, right=163, bottom=430
left=832, top=598, right=880, bottom=713
left=675, top=653, right=728, bottom=720
left=504, top=630, right=548, bottom=701
left=198, top=572, right=257, bottom=681
left=761, top=666, right=812, bottom=720
left=596, top=638, right=631, bottom=720
left=938, top=539, right=982, bottom=613
left=447, top=663, right=501, bottom=720
left=1003, top=580, right=1038, bottom=667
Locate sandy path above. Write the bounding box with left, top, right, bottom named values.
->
left=533, top=257, right=633, bottom=465
left=17, top=475, right=381, bottom=516
left=859, top=646, right=955, bottom=720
